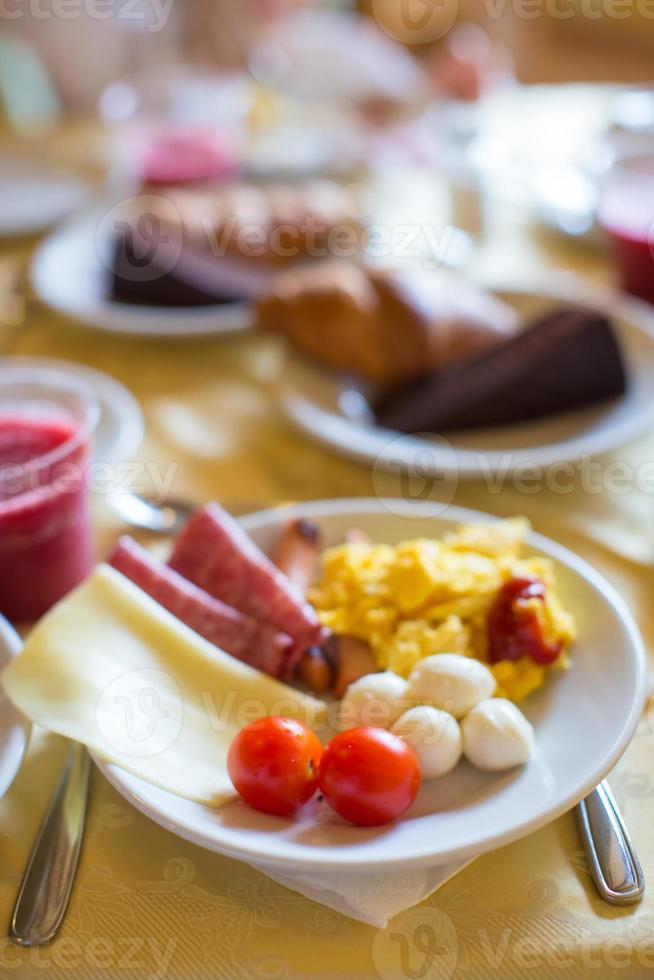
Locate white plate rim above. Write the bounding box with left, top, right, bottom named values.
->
left=277, top=273, right=654, bottom=479
left=92, top=498, right=647, bottom=873
left=0, top=155, right=91, bottom=238
left=0, top=615, right=30, bottom=799
left=30, top=205, right=255, bottom=340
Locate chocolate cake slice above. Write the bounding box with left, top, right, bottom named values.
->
left=374, top=305, right=628, bottom=433
left=109, top=232, right=275, bottom=307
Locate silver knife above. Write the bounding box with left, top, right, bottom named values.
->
left=576, top=779, right=644, bottom=905
left=10, top=742, right=90, bottom=945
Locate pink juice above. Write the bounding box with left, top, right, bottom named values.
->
left=0, top=413, right=94, bottom=622
left=599, top=157, right=654, bottom=304
left=136, top=126, right=238, bottom=187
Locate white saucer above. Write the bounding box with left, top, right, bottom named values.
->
left=93, top=499, right=646, bottom=874
left=278, top=274, right=654, bottom=480
left=31, top=205, right=254, bottom=339
left=0, top=357, right=144, bottom=466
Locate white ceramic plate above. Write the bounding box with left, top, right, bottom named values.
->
left=0, top=616, right=30, bottom=799
left=0, top=154, right=90, bottom=238
left=0, top=357, right=144, bottom=466
left=93, top=498, right=646, bottom=874
left=278, top=274, right=654, bottom=480
left=30, top=206, right=254, bottom=339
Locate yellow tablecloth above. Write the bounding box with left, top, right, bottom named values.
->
left=3, top=92, right=654, bottom=979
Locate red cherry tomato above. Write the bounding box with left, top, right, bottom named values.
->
left=227, top=716, right=323, bottom=817
left=488, top=576, right=562, bottom=665
left=318, top=727, right=421, bottom=827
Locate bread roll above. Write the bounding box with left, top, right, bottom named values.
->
left=258, top=260, right=518, bottom=384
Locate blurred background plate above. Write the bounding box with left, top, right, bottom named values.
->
left=277, top=275, right=654, bottom=479
left=0, top=152, right=91, bottom=238
left=30, top=206, right=254, bottom=339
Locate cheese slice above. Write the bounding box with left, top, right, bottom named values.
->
left=2, top=565, right=327, bottom=805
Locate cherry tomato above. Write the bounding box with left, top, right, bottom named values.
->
left=227, top=716, right=323, bottom=817
left=318, top=727, right=421, bottom=827
left=487, top=576, right=562, bottom=665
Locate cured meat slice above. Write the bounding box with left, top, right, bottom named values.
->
left=109, top=535, right=293, bottom=678
left=168, top=504, right=327, bottom=662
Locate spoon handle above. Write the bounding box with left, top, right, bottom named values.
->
left=576, top=780, right=644, bottom=906
left=10, top=743, right=90, bottom=945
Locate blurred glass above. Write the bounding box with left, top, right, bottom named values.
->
left=99, top=67, right=253, bottom=186
left=598, top=152, right=654, bottom=303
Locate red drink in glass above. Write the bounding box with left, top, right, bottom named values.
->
left=0, top=372, right=99, bottom=622
left=136, top=126, right=238, bottom=186
left=599, top=154, right=654, bottom=304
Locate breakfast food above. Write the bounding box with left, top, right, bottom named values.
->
left=406, top=653, right=496, bottom=719
left=329, top=633, right=378, bottom=698
left=272, top=518, right=323, bottom=591
left=227, top=717, right=323, bottom=817
left=391, top=706, right=462, bottom=780
left=226, top=718, right=423, bottom=827
left=110, top=181, right=360, bottom=307
left=111, top=239, right=275, bottom=307
left=338, top=670, right=409, bottom=730
left=375, top=305, right=628, bottom=432
left=317, top=727, right=421, bottom=827
left=271, top=518, right=338, bottom=691
left=1, top=565, right=326, bottom=805
left=149, top=181, right=356, bottom=265
left=1, top=508, right=574, bottom=826
left=461, top=698, right=535, bottom=771
left=487, top=576, right=564, bottom=665
left=339, top=655, right=530, bottom=779
left=169, top=503, right=327, bottom=665
left=309, top=518, right=576, bottom=701
left=108, top=535, right=294, bottom=677
left=258, top=261, right=518, bottom=385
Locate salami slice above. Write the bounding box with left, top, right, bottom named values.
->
left=168, top=504, right=326, bottom=664
left=108, top=536, right=293, bottom=678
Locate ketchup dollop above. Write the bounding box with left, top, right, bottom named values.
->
left=487, top=576, right=562, bottom=665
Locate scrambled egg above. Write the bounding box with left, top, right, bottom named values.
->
left=309, top=518, right=576, bottom=702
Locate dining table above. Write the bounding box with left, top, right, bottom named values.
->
left=1, top=82, right=654, bottom=979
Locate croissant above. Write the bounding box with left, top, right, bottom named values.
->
left=257, top=261, right=519, bottom=385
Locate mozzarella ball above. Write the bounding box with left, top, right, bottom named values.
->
left=462, top=698, right=535, bottom=771
left=407, top=654, right=496, bottom=719
left=392, top=706, right=462, bottom=779
left=339, top=671, right=410, bottom=730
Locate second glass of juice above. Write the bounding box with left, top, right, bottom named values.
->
left=598, top=153, right=654, bottom=304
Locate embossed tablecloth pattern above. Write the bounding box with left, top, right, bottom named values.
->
left=2, top=89, right=654, bottom=979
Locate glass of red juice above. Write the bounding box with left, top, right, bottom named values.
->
left=598, top=153, right=654, bottom=304
left=0, top=371, right=100, bottom=623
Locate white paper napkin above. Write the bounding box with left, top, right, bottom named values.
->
left=251, top=858, right=473, bottom=928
